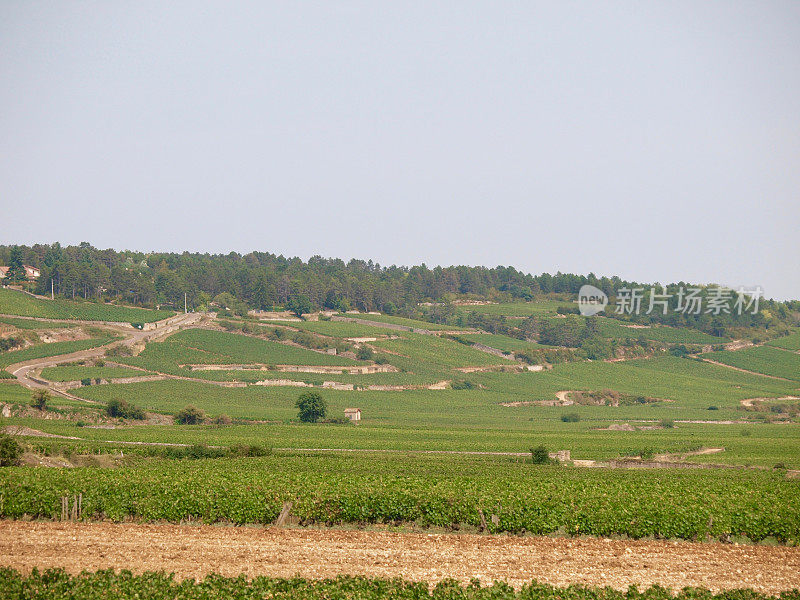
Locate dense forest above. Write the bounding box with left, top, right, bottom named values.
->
left=1, top=243, right=797, bottom=338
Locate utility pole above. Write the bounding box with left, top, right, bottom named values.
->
left=51, top=278, right=54, bottom=300
left=184, top=292, right=187, bottom=314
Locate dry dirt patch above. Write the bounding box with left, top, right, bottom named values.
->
left=1, top=522, right=799, bottom=593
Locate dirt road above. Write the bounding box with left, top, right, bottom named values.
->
left=1, top=522, right=798, bottom=592
left=6, top=312, right=202, bottom=397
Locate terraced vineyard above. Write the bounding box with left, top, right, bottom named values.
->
left=121, top=328, right=359, bottom=370
left=1, top=296, right=799, bottom=597
left=288, top=319, right=395, bottom=338
left=338, top=313, right=460, bottom=330
left=596, top=319, right=726, bottom=344
left=0, top=336, right=118, bottom=369
left=455, top=333, right=552, bottom=353
left=39, top=365, right=151, bottom=382
left=767, top=329, right=800, bottom=351
left=371, top=332, right=514, bottom=368
left=701, top=346, right=800, bottom=381
left=478, top=355, right=798, bottom=408
left=0, top=288, right=174, bottom=323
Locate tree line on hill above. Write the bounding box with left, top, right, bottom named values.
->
left=0, top=242, right=639, bottom=309
left=1, top=243, right=797, bottom=339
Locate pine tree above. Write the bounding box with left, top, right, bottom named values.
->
left=2, top=246, right=27, bottom=284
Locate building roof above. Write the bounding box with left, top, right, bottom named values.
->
left=343, top=408, right=361, bottom=413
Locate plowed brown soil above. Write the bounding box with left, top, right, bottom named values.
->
left=1, top=522, right=799, bottom=592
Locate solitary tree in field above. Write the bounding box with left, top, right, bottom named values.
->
left=296, top=391, right=326, bottom=423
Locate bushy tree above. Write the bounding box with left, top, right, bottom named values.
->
left=0, top=433, right=22, bottom=466
left=356, top=346, right=374, bottom=361
left=530, top=444, right=552, bottom=465
left=175, top=405, right=205, bottom=424
left=106, top=398, right=145, bottom=420
left=30, top=389, right=50, bottom=411
left=287, top=295, right=313, bottom=318
left=296, top=391, right=326, bottom=423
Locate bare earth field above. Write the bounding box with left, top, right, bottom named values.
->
left=1, top=522, right=799, bottom=593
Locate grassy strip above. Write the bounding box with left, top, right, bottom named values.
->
left=2, top=569, right=798, bottom=600
left=458, top=301, right=574, bottom=316
left=0, top=316, right=76, bottom=330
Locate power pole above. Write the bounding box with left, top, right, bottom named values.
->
left=51, top=278, right=54, bottom=300
left=184, top=292, right=187, bottom=314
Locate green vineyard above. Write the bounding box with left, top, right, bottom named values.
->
left=1, top=454, right=798, bottom=542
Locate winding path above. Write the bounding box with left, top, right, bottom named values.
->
left=5, top=312, right=203, bottom=400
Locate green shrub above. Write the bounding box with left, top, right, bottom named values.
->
left=639, top=448, right=655, bottom=461
left=530, top=444, right=552, bottom=465
left=106, top=398, right=145, bottom=420
left=450, top=380, right=476, bottom=390
left=81, top=378, right=92, bottom=386
left=323, top=416, right=351, bottom=425
left=211, top=414, right=232, bottom=426
left=175, top=405, right=205, bottom=425
left=104, top=344, right=132, bottom=357
left=229, top=444, right=271, bottom=457
left=0, top=433, right=22, bottom=466
left=659, top=418, right=675, bottom=429
left=560, top=412, right=581, bottom=423
left=0, top=336, right=23, bottom=352
left=356, top=346, right=374, bottom=361
left=670, top=345, right=689, bottom=357
left=163, top=444, right=225, bottom=459
left=30, top=389, right=49, bottom=410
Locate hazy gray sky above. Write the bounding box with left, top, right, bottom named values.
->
left=1, top=2, right=798, bottom=298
